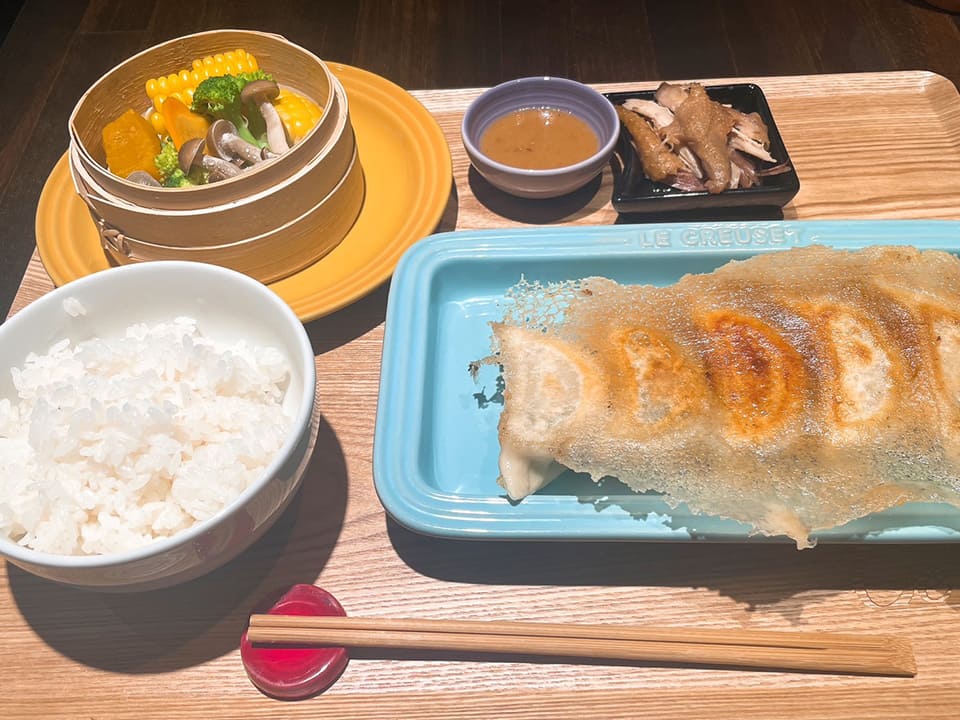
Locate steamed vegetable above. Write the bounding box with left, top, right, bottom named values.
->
left=190, top=71, right=271, bottom=147
left=145, top=49, right=261, bottom=135
left=273, top=89, right=323, bottom=143
left=154, top=139, right=206, bottom=187
left=102, top=109, right=162, bottom=180
left=158, top=96, right=210, bottom=149
left=102, top=48, right=322, bottom=187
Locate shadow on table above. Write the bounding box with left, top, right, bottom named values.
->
left=468, top=166, right=609, bottom=225
left=437, top=178, right=460, bottom=232
left=300, top=177, right=460, bottom=354
left=386, top=518, right=960, bottom=622
left=305, top=281, right=391, bottom=355
left=7, top=417, right=349, bottom=674
left=613, top=205, right=785, bottom=224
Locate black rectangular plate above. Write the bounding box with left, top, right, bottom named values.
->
left=605, top=83, right=800, bottom=218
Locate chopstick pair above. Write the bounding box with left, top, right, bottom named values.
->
left=246, top=614, right=916, bottom=677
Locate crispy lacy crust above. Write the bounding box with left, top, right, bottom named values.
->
left=492, top=245, right=960, bottom=548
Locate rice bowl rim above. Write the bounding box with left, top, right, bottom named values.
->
left=0, top=260, right=317, bottom=571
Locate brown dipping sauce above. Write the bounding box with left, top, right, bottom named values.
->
left=480, top=107, right=599, bottom=170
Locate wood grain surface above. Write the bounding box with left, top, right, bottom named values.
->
left=4, top=70, right=960, bottom=719
left=3, top=0, right=960, bottom=316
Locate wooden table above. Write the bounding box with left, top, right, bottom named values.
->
left=4, top=3, right=960, bottom=719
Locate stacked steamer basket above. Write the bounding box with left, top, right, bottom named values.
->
left=67, top=29, right=363, bottom=284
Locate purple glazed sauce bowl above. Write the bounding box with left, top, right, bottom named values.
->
left=461, top=76, right=619, bottom=199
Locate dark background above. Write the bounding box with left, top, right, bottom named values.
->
left=0, top=0, right=958, bottom=318
left=0, top=3, right=22, bottom=45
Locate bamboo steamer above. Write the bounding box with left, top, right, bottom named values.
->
left=66, top=29, right=362, bottom=282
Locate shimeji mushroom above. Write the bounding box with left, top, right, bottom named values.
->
left=206, top=119, right=264, bottom=166
left=178, top=137, right=242, bottom=182
left=126, top=171, right=162, bottom=186
left=241, top=79, right=290, bottom=155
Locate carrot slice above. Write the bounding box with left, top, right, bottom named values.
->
left=160, top=96, right=210, bottom=149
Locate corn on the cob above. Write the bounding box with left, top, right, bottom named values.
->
left=273, top=89, right=324, bottom=143
left=145, top=49, right=260, bottom=134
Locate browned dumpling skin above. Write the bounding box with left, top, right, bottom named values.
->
left=603, top=327, right=709, bottom=437
left=695, top=310, right=807, bottom=443
left=491, top=245, right=960, bottom=548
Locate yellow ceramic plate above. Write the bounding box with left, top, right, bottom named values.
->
left=35, top=63, right=453, bottom=322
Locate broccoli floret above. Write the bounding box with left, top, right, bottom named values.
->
left=235, top=70, right=272, bottom=141
left=235, top=69, right=272, bottom=85
left=162, top=168, right=194, bottom=188
left=154, top=139, right=208, bottom=187
left=190, top=74, right=266, bottom=147
left=154, top=139, right=180, bottom=180
left=163, top=166, right=209, bottom=187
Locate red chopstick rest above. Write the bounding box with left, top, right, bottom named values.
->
left=240, top=584, right=349, bottom=700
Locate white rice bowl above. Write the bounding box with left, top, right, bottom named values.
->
left=1, top=312, right=293, bottom=555
left=0, top=261, right=317, bottom=591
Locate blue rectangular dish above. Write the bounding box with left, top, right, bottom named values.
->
left=373, top=220, right=960, bottom=543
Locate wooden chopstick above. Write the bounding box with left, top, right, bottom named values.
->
left=247, top=615, right=916, bottom=677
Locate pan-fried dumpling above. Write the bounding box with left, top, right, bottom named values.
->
left=488, top=245, right=960, bottom=548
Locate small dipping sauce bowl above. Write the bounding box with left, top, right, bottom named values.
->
left=461, top=76, right=619, bottom=199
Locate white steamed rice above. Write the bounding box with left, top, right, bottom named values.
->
left=0, top=303, right=294, bottom=556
